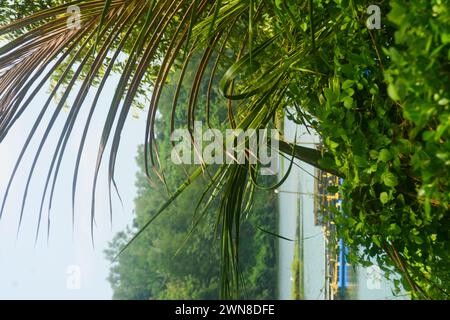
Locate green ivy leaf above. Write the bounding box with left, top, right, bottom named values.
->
left=378, top=149, right=392, bottom=162
left=382, top=171, right=398, bottom=187
left=326, top=138, right=339, bottom=150
left=275, top=0, right=283, bottom=10
left=387, top=83, right=400, bottom=101
left=411, top=235, right=424, bottom=245
left=369, top=150, right=379, bottom=159
left=380, top=192, right=389, bottom=204
left=342, top=79, right=354, bottom=90
left=343, top=96, right=353, bottom=109
left=388, top=223, right=401, bottom=235
left=372, top=235, right=381, bottom=247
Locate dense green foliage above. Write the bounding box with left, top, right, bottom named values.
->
left=283, top=0, right=449, bottom=298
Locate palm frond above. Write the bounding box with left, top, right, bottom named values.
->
left=0, top=0, right=339, bottom=298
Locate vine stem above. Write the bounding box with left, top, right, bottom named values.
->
left=309, top=0, right=315, bottom=52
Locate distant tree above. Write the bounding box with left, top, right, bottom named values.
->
left=104, top=59, right=277, bottom=300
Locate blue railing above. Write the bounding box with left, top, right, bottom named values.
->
left=337, top=178, right=349, bottom=289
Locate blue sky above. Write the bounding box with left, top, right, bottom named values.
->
left=0, top=74, right=147, bottom=299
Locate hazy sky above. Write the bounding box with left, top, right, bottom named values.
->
left=0, top=74, right=147, bottom=299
